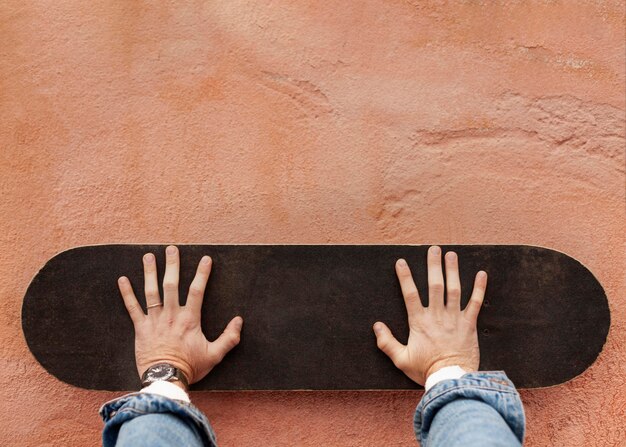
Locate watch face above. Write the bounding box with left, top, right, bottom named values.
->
left=145, top=363, right=175, bottom=381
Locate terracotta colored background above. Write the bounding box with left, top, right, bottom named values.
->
left=1, top=1, right=624, bottom=445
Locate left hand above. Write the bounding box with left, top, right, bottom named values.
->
left=117, top=245, right=243, bottom=388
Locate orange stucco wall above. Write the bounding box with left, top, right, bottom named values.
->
left=1, top=1, right=624, bottom=445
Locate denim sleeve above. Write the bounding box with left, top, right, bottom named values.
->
left=414, top=371, right=525, bottom=447
left=99, top=393, right=217, bottom=447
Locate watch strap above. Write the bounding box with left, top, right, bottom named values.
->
left=174, top=368, right=189, bottom=389
left=141, top=363, right=190, bottom=389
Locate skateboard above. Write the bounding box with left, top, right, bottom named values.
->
left=22, top=245, right=610, bottom=390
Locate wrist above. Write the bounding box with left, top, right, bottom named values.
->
left=140, top=362, right=191, bottom=390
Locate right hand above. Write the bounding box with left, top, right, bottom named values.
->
left=373, top=246, right=487, bottom=386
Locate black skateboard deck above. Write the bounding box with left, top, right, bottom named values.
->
left=22, top=245, right=609, bottom=390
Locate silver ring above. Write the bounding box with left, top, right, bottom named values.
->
left=146, top=302, right=164, bottom=309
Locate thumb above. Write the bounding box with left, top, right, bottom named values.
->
left=373, top=322, right=405, bottom=366
left=209, top=316, right=243, bottom=362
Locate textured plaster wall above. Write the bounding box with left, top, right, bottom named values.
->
left=1, top=1, right=624, bottom=445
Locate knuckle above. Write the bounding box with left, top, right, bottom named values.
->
left=465, top=300, right=481, bottom=313
left=398, top=269, right=413, bottom=279
left=447, top=289, right=461, bottom=300
left=188, top=285, right=204, bottom=297
left=470, top=298, right=483, bottom=308
left=163, top=281, right=178, bottom=291
left=429, top=283, right=444, bottom=294
left=145, top=288, right=159, bottom=299
left=376, top=337, right=387, bottom=350
left=405, top=290, right=419, bottom=301
left=230, top=333, right=241, bottom=346
left=181, top=315, right=196, bottom=329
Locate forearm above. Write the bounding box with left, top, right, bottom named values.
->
left=115, top=412, right=207, bottom=447
left=100, top=384, right=217, bottom=447
left=414, top=371, right=525, bottom=447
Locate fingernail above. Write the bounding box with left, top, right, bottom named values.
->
left=397, top=259, right=407, bottom=267
left=144, top=253, right=154, bottom=263
left=166, top=246, right=176, bottom=255
left=234, top=316, right=243, bottom=329
left=201, top=256, right=211, bottom=265
left=478, top=271, right=487, bottom=279
left=431, top=246, right=441, bottom=255
left=118, top=276, right=127, bottom=284
left=373, top=323, right=382, bottom=334
left=446, top=251, right=457, bottom=261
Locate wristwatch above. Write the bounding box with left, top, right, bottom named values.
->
left=141, top=363, right=189, bottom=389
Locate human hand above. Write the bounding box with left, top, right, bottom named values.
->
left=373, top=246, right=487, bottom=386
left=117, top=245, right=243, bottom=389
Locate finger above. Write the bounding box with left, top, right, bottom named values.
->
left=208, top=316, right=243, bottom=363
left=143, top=253, right=162, bottom=313
left=444, top=251, right=461, bottom=310
left=118, top=276, right=145, bottom=323
left=395, top=259, right=423, bottom=318
left=186, top=255, right=212, bottom=315
left=464, top=271, right=487, bottom=323
left=373, top=322, right=405, bottom=367
left=162, top=245, right=180, bottom=312
left=427, top=246, right=445, bottom=311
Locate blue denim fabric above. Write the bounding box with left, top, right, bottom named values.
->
left=414, top=371, right=525, bottom=446
left=100, top=371, right=524, bottom=446
left=100, top=392, right=217, bottom=447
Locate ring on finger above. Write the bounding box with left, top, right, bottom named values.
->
left=146, top=302, right=164, bottom=309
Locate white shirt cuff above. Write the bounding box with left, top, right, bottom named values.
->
left=140, top=380, right=190, bottom=403
left=425, top=365, right=468, bottom=392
